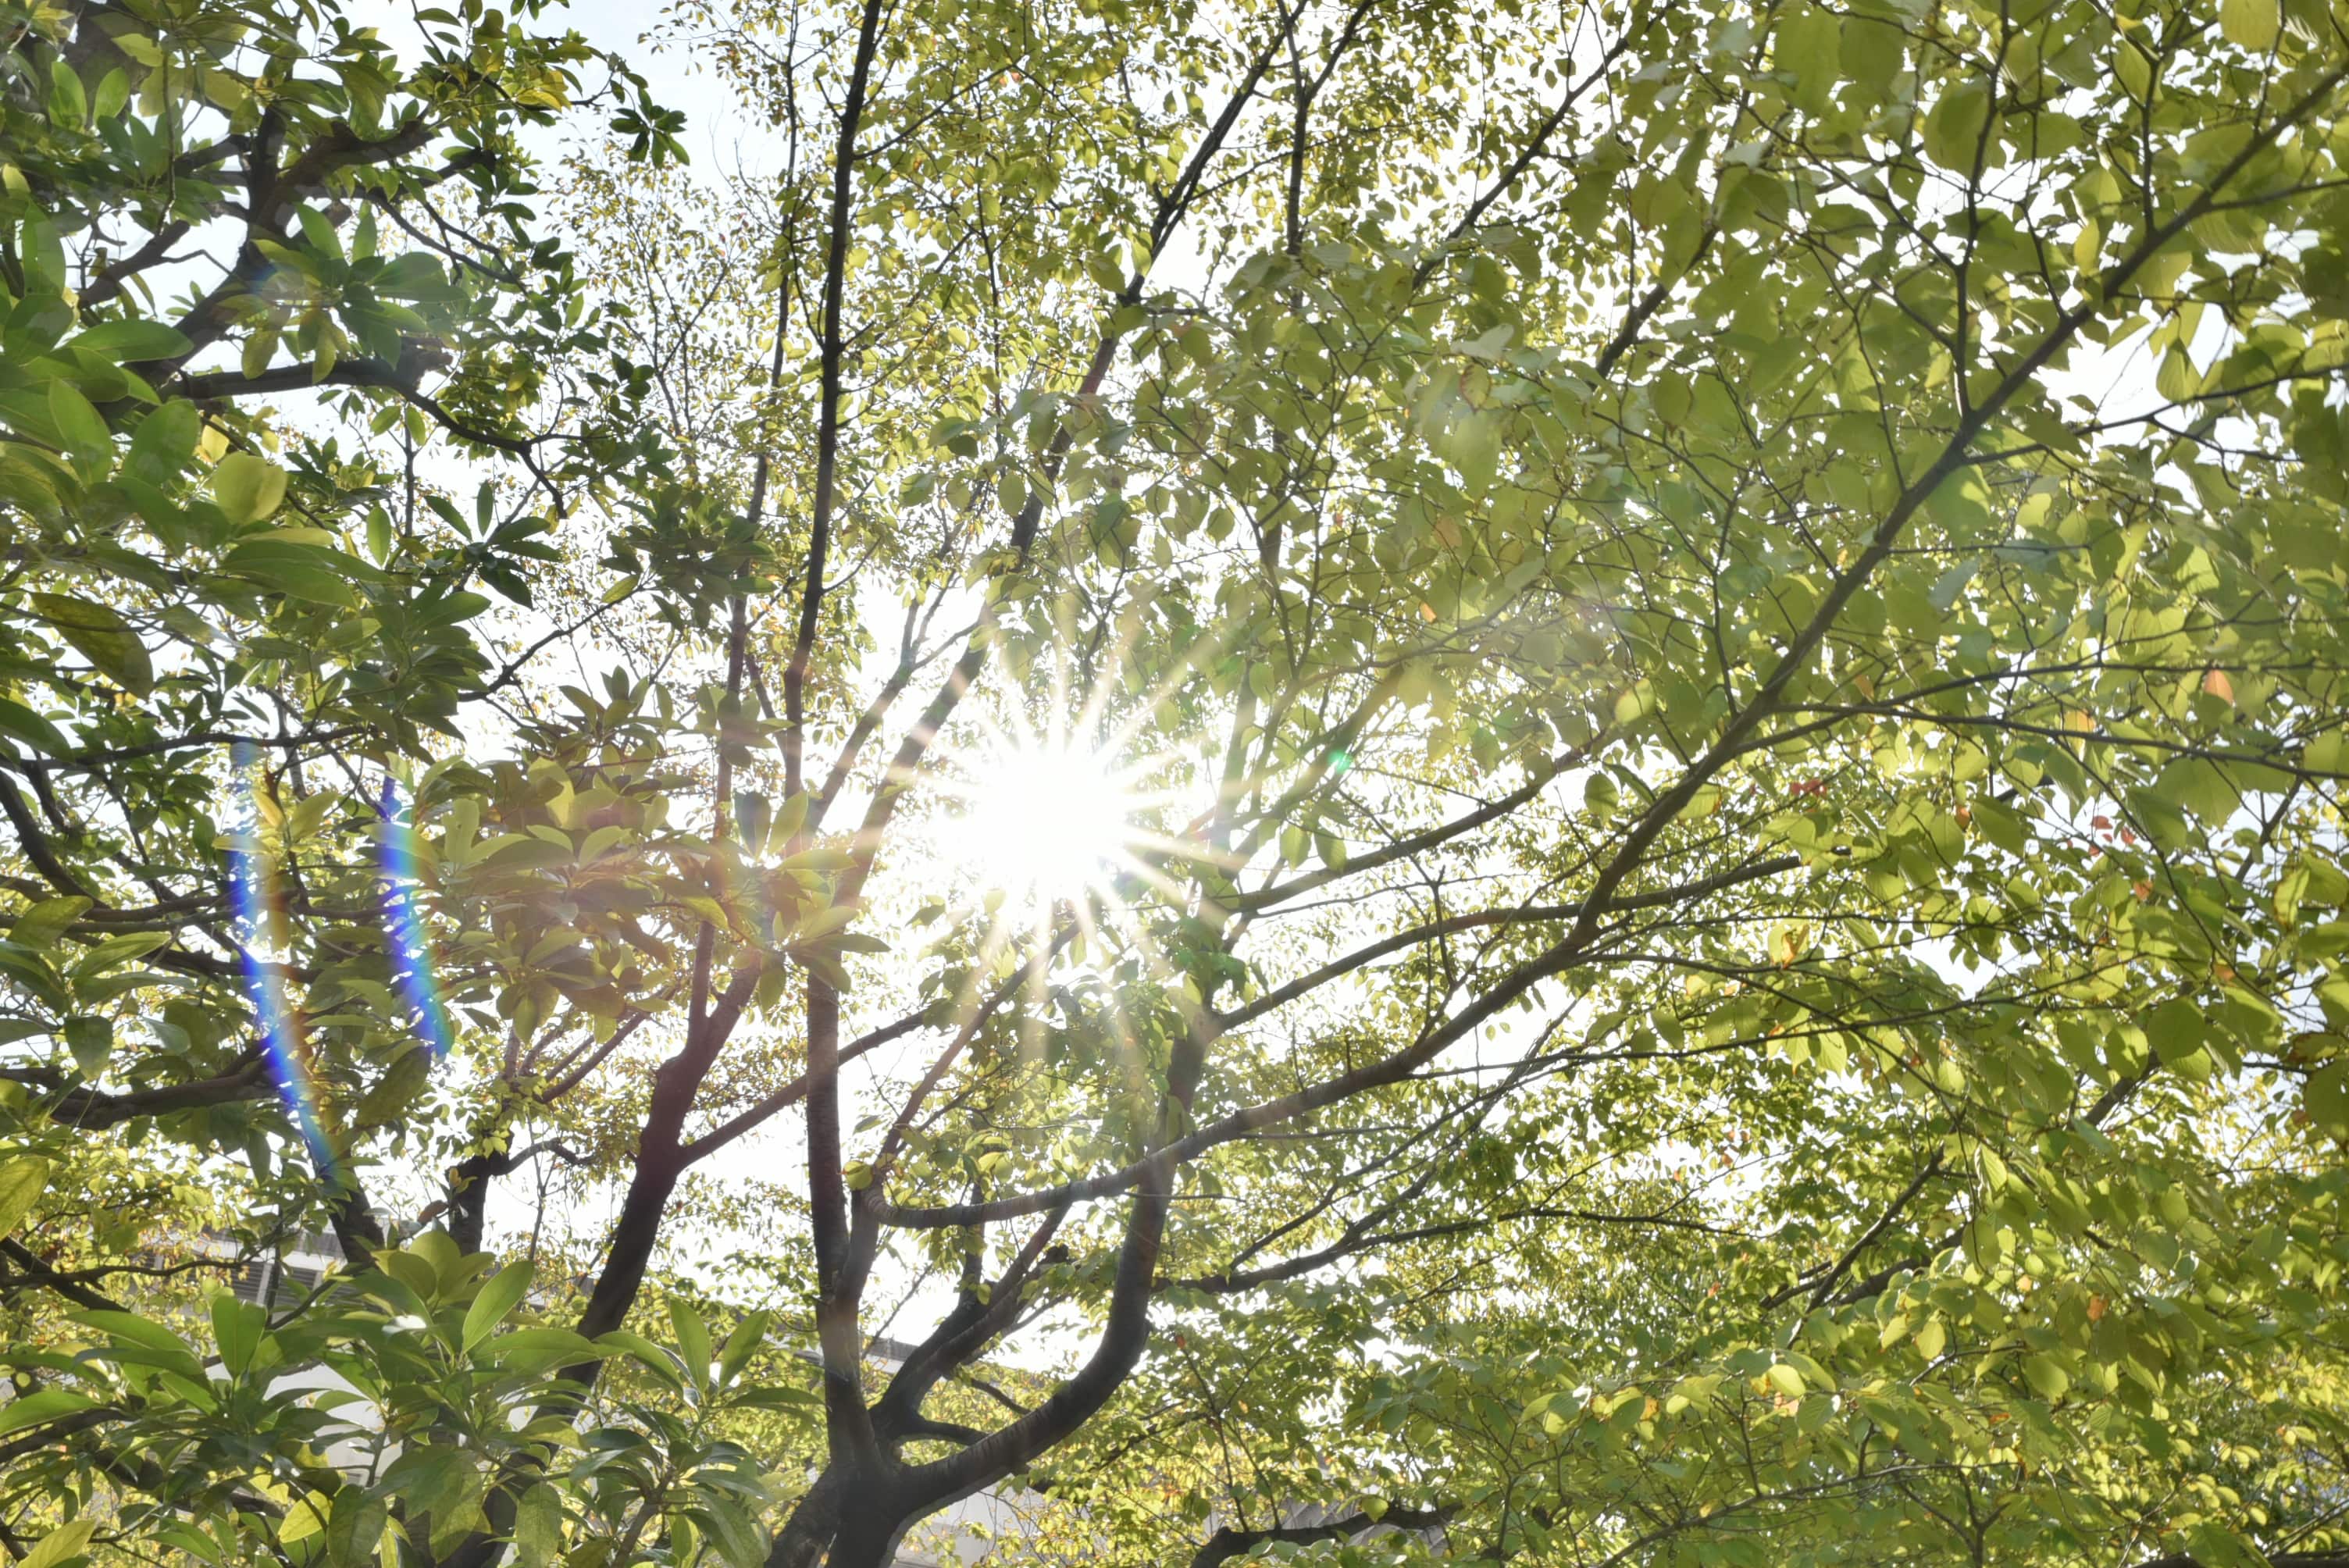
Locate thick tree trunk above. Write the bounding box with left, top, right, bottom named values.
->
left=826, top=1504, right=911, bottom=1568
left=445, top=1153, right=494, bottom=1256
left=768, top=1463, right=925, bottom=1568
left=765, top=1467, right=847, bottom=1568
left=574, top=1157, right=679, bottom=1341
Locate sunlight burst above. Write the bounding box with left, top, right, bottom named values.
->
left=950, top=737, right=1141, bottom=914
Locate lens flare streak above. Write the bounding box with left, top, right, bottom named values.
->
left=376, top=778, right=454, bottom=1060
left=226, top=743, right=336, bottom=1176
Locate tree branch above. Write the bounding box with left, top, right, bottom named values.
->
left=1190, top=1505, right=1452, bottom=1568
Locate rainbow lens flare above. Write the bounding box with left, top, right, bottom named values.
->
left=225, top=743, right=336, bottom=1177
left=376, top=777, right=454, bottom=1060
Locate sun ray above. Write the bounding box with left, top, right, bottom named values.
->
left=920, top=604, right=1289, bottom=1125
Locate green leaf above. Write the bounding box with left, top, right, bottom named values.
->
left=668, top=1296, right=713, bottom=1391
left=0, top=942, right=70, bottom=1011
left=593, top=1329, right=686, bottom=1391
left=353, top=1046, right=432, bottom=1128
left=48, top=59, right=87, bottom=128
left=485, top=1327, right=603, bottom=1377
left=1839, top=14, right=1903, bottom=96
left=63, top=1014, right=111, bottom=1078
left=1765, top=1363, right=1805, bottom=1398
left=0, top=697, right=69, bottom=757
left=2304, top=1063, right=2349, bottom=1138
left=716, top=1307, right=771, bottom=1388
left=772, top=791, right=810, bottom=847
left=278, top=1491, right=332, bottom=1546
left=72, top=932, right=169, bottom=979
left=74, top=1310, right=195, bottom=1357
left=0, top=699, right=68, bottom=760
left=0, top=1156, right=52, bottom=1238
left=21, top=1518, right=95, bottom=1568
left=2115, top=37, right=2153, bottom=101
left=0, top=1387, right=94, bottom=1441
left=2022, top=1352, right=2071, bottom=1401
left=241, top=325, right=280, bottom=380
left=126, top=399, right=201, bottom=480
left=1441, top=410, right=1502, bottom=494
left=212, top=453, right=288, bottom=525
left=11, top=897, right=91, bottom=952
left=91, top=67, right=128, bottom=123
left=32, top=593, right=152, bottom=695
left=385, top=1447, right=484, bottom=1550
left=211, top=1292, right=266, bottom=1374
left=2155, top=345, right=2201, bottom=402
left=513, top=1483, right=564, bottom=1568
left=70, top=320, right=193, bottom=364
left=48, top=380, right=111, bottom=471
left=297, top=205, right=345, bottom=263
left=16, top=216, right=64, bottom=293
left=2219, top=0, right=2280, bottom=50
left=2144, top=998, right=2213, bottom=1076
left=2155, top=757, right=2241, bottom=824
left=1921, top=80, right=1991, bottom=171
left=326, top=1491, right=388, bottom=1565
left=372, top=1247, right=440, bottom=1303
left=222, top=539, right=358, bottom=607
left=1778, top=5, right=1841, bottom=113
left=462, top=1260, right=533, bottom=1349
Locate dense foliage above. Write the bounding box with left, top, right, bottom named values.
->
left=1, top=0, right=2346, bottom=1564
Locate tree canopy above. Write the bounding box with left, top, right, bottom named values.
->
left=2, top=0, right=2347, bottom=1564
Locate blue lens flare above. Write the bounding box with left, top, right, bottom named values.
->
left=226, top=743, right=337, bottom=1178
left=376, top=777, right=454, bottom=1060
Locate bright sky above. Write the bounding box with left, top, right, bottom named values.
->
left=519, top=2, right=793, bottom=189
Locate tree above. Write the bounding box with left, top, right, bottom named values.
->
left=2, top=0, right=2348, bottom=1563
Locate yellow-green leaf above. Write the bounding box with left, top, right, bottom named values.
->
left=278, top=1491, right=332, bottom=1546
left=0, top=1156, right=52, bottom=1238
left=514, top=1483, right=564, bottom=1568
left=462, top=1260, right=533, bottom=1350
left=2022, top=1352, right=2071, bottom=1401
left=22, top=1519, right=95, bottom=1568
left=64, top=1015, right=111, bottom=1078
left=48, top=380, right=111, bottom=470
left=10, top=896, right=90, bottom=951
left=213, top=452, right=288, bottom=526
left=32, top=593, right=152, bottom=696
left=2155, top=345, right=2200, bottom=402
left=2219, top=0, right=2279, bottom=51
left=0, top=697, right=69, bottom=757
